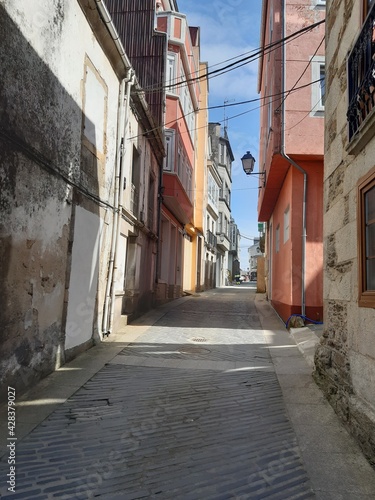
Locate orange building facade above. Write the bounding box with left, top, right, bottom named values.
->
left=257, top=0, right=325, bottom=322
left=155, top=3, right=201, bottom=300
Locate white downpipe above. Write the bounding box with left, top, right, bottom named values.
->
left=102, top=77, right=127, bottom=336
left=95, top=0, right=161, bottom=333
left=95, top=0, right=137, bottom=335
left=281, top=0, right=307, bottom=316
left=108, top=72, right=135, bottom=335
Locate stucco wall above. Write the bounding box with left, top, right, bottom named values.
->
left=268, top=162, right=323, bottom=322
left=284, top=0, right=325, bottom=157
left=0, top=0, right=120, bottom=394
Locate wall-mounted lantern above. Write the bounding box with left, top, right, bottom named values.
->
left=241, top=151, right=266, bottom=182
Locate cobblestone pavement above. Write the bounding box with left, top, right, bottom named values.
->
left=0, top=287, right=362, bottom=498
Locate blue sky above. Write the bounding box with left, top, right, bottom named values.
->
left=177, top=0, right=263, bottom=268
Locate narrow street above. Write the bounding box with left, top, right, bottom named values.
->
left=1, top=287, right=375, bottom=499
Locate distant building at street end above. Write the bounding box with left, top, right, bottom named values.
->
left=208, top=123, right=235, bottom=286
left=248, top=238, right=262, bottom=279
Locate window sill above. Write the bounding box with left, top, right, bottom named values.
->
left=358, top=293, right=375, bottom=308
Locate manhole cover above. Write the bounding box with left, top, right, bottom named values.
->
left=191, top=337, right=207, bottom=343
left=179, top=345, right=211, bottom=355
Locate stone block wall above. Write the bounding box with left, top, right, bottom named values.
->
left=313, top=0, right=375, bottom=465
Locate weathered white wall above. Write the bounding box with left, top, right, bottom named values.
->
left=65, top=206, right=103, bottom=350
left=0, top=0, right=120, bottom=393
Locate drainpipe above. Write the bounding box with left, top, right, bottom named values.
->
left=155, top=31, right=168, bottom=289
left=97, top=0, right=165, bottom=333
left=96, top=0, right=136, bottom=335
left=102, top=77, right=126, bottom=337
left=280, top=0, right=307, bottom=316
left=108, top=71, right=135, bottom=335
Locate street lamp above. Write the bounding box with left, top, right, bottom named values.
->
left=241, top=151, right=266, bottom=180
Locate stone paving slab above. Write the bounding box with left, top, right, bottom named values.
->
left=1, top=287, right=375, bottom=499
left=0, top=363, right=313, bottom=499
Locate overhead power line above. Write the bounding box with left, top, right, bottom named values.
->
left=274, top=35, right=325, bottom=115
left=127, top=77, right=324, bottom=143
left=140, top=18, right=325, bottom=94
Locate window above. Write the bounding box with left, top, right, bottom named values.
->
left=166, top=53, right=177, bottom=92
left=208, top=172, right=219, bottom=208
left=275, top=224, right=280, bottom=253
left=164, top=129, right=175, bottom=171
left=131, top=146, right=140, bottom=216
left=358, top=169, right=375, bottom=307
left=284, top=206, right=290, bottom=243
left=220, top=143, right=226, bottom=164
left=218, top=212, right=222, bottom=234
left=311, top=56, right=325, bottom=114
left=208, top=136, right=212, bottom=157
left=177, top=143, right=182, bottom=178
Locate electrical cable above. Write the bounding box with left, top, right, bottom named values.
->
left=127, top=77, right=324, bottom=143
left=141, top=18, right=325, bottom=94
left=0, top=128, right=117, bottom=212
left=274, top=35, right=325, bottom=115
left=284, top=95, right=324, bottom=131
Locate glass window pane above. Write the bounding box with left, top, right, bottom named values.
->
left=365, top=186, right=375, bottom=222
left=366, top=257, right=375, bottom=290
left=320, top=66, right=325, bottom=105
left=366, top=223, right=375, bottom=257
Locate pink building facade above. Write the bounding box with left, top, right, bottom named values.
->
left=257, top=0, right=325, bottom=322
left=156, top=2, right=200, bottom=300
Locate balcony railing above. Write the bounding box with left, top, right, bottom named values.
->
left=347, top=5, right=375, bottom=140
left=206, top=230, right=217, bottom=250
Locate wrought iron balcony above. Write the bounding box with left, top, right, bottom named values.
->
left=206, top=230, right=217, bottom=250
left=347, top=5, right=375, bottom=140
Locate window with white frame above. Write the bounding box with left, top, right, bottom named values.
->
left=208, top=172, right=219, bottom=208
left=177, top=143, right=182, bottom=178
left=164, top=129, right=175, bottom=171
left=166, top=53, right=177, bottom=93
left=220, top=143, right=226, bottom=164
left=208, top=136, right=212, bottom=158
left=311, top=56, right=325, bottom=114
left=284, top=206, right=290, bottom=243
left=218, top=212, right=222, bottom=233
